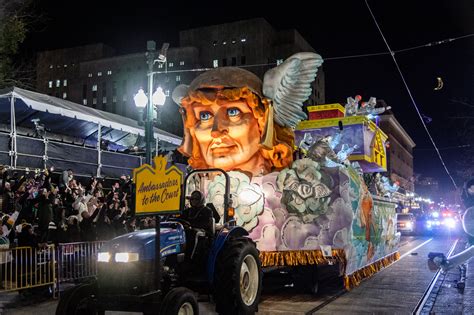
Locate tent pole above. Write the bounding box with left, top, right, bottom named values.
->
left=155, top=137, right=159, bottom=157
left=97, top=123, right=102, bottom=177
left=43, top=138, right=48, bottom=170
left=10, top=95, right=17, bottom=169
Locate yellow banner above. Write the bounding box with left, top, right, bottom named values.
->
left=133, top=156, right=183, bottom=215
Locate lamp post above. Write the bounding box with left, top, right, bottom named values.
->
left=133, top=40, right=167, bottom=165
left=133, top=41, right=167, bottom=292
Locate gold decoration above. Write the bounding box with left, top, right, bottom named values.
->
left=259, top=249, right=347, bottom=268
left=343, top=251, right=400, bottom=290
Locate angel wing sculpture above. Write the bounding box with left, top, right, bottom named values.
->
left=263, top=52, right=323, bottom=128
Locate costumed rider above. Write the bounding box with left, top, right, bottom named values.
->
left=428, top=178, right=474, bottom=271
left=181, top=190, right=214, bottom=260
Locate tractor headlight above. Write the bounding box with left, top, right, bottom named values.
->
left=115, top=252, right=139, bottom=263
left=98, top=252, right=111, bottom=263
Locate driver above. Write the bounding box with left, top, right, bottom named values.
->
left=182, top=191, right=213, bottom=235
left=181, top=191, right=214, bottom=260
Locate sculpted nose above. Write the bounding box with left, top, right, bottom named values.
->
left=211, top=111, right=228, bottom=138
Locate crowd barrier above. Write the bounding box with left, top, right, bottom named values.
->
left=0, top=241, right=105, bottom=296
left=56, top=241, right=104, bottom=286
left=0, top=246, right=56, bottom=294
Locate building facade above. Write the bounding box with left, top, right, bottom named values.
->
left=36, top=18, right=325, bottom=138
left=378, top=105, right=416, bottom=192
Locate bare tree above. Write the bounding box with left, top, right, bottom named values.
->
left=0, top=0, right=38, bottom=89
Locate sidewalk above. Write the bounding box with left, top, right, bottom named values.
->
left=463, top=243, right=474, bottom=313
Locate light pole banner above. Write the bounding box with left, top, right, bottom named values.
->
left=133, top=156, right=183, bottom=215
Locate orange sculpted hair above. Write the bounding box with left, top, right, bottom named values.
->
left=178, top=87, right=295, bottom=172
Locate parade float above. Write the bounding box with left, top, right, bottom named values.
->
left=172, top=52, right=401, bottom=290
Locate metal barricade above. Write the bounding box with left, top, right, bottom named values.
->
left=0, top=246, right=56, bottom=293
left=56, top=241, right=104, bottom=284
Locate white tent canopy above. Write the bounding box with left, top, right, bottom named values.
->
left=0, top=86, right=182, bottom=146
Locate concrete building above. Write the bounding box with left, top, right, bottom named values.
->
left=378, top=105, right=416, bottom=192
left=36, top=18, right=325, bottom=138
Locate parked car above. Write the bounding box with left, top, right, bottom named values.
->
left=397, top=213, right=416, bottom=234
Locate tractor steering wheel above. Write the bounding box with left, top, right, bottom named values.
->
left=168, top=217, right=192, bottom=230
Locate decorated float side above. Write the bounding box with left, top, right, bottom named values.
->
left=172, top=53, right=400, bottom=289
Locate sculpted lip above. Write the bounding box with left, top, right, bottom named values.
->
left=209, top=137, right=237, bottom=155
left=211, top=145, right=237, bottom=155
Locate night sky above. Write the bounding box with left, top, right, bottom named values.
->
left=21, top=0, right=474, bottom=191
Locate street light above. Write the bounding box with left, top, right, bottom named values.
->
left=133, top=40, right=169, bottom=293
left=133, top=41, right=168, bottom=165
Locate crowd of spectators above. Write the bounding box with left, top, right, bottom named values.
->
left=0, top=165, right=144, bottom=249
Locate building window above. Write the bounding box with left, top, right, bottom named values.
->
left=63, top=64, right=67, bottom=68
left=83, top=99, right=87, bottom=105
left=102, top=96, right=107, bottom=103
left=63, top=79, right=67, bottom=87
left=92, top=84, right=98, bottom=91
left=241, top=56, right=246, bottom=65
left=213, top=59, right=218, bottom=68
left=165, top=90, right=170, bottom=97
left=49, top=65, right=53, bottom=69
left=277, top=59, right=283, bottom=65
left=176, top=75, right=181, bottom=82
left=93, top=98, right=97, bottom=105
left=231, top=39, right=236, bottom=44
left=213, top=40, right=218, bottom=46
left=179, top=61, right=184, bottom=66
left=158, top=64, right=163, bottom=68
left=231, top=57, right=236, bottom=66
left=97, top=72, right=102, bottom=77
left=62, top=92, right=67, bottom=99
left=107, top=70, right=112, bottom=75
left=48, top=81, right=53, bottom=88
left=168, top=62, right=174, bottom=68
left=241, top=38, right=247, bottom=42
left=222, top=58, right=227, bottom=67
left=56, top=80, right=60, bottom=87
left=122, top=95, right=127, bottom=101
left=88, top=73, right=92, bottom=78
left=222, top=41, right=227, bottom=45
left=112, top=96, right=117, bottom=103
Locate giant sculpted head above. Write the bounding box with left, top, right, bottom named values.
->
left=173, top=53, right=323, bottom=176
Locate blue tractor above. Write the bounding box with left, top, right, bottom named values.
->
left=56, top=169, right=262, bottom=315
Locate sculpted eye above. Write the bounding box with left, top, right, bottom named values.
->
left=199, top=111, right=212, bottom=121
left=227, top=108, right=241, bottom=117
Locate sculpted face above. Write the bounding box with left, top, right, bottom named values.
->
left=191, top=100, right=263, bottom=173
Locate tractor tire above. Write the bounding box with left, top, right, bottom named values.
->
left=56, top=282, right=101, bottom=315
left=214, top=237, right=262, bottom=315
left=159, top=287, right=199, bottom=315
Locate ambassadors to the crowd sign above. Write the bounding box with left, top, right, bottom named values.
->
left=133, top=156, right=183, bottom=215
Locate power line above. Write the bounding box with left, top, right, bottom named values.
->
left=152, top=32, right=474, bottom=74
left=416, top=144, right=471, bottom=151
left=365, top=0, right=459, bottom=190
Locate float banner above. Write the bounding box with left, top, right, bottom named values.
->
left=133, top=156, right=183, bottom=215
